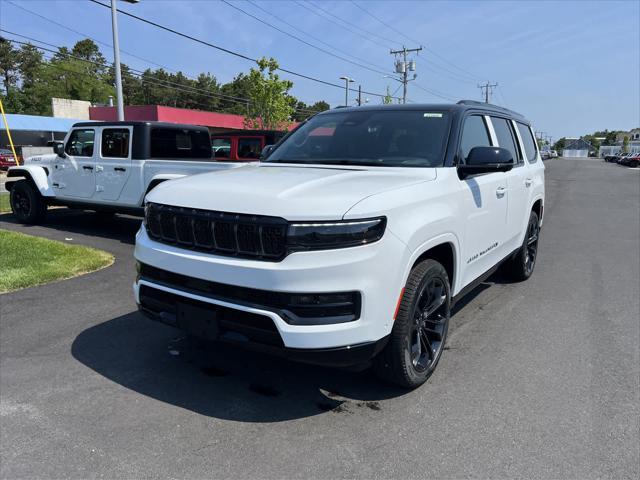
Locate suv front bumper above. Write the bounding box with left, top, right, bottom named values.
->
left=133, top=226, right=408, bottom=356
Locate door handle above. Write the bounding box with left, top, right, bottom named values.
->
left=83, top=165, right=93, bottom=171
left=95, top=165, right=104, bottom=172
left=496, top=186, right=507, bottom=198
left=114, top=167, right=126, bottom=172
left=525, top=178, right=533, bottom=187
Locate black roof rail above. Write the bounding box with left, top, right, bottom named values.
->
left=457, top=99, right=525, bottom=119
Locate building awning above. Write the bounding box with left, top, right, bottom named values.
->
left=1, top=114, right=92, bottom=132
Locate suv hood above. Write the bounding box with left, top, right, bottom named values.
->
left=146, top=163, right=437, bottom=220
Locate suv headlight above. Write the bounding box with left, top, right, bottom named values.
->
left=287, top=217, right=386, bottom=251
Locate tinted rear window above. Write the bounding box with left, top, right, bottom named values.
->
left=150, top=128, right=212, bottom=159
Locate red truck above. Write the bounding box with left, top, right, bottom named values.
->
left=211, top=130, right=287, bottom=161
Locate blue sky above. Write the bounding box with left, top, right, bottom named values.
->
left=1, top=0, right=638, bottom=139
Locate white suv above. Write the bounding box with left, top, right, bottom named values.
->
left=134, top=101, right=545, bottom=388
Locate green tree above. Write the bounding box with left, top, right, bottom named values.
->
left=553, top=137, right=566, bottom=152
left=622, top=136, right=629, bottom=153
left=243, top=57, right=294, bottom=130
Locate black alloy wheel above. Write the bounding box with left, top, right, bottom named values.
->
left=374, top=259, right=451, bottom=389
left=9, top=180, right=47, bottom=224
left=506, top=210, right=540, bottom=281
left=523, top=213, right=540, bottom=277
left=409, top=276, right=448, bottom=373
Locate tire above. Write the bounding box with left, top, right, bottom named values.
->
left=9, top=180, right=47, bottom=224
left=373, top=259, right=451, bottom=389
left=506, top=210, right=539, bottom=281
left=630, top=160, right=639, bottom=168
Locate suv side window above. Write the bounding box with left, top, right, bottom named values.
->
left=65, top=129, right=95, bottom=157
left=515, top=122, right=538, bottom=163
left=101, top=128, right=130, bottom=158
left=459, top=115, right=491, bottom=162
left=491, top=117, right=521, bottom=165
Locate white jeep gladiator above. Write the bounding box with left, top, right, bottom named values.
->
left=5, top=121, right=239, bottom=223
left=133, top=101, right=545, bottom=388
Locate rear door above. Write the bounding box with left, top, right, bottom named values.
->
left=55, top=128, right=96, bottom=199
left=458, top=114, right=510, bottom=288
left=489, top=116, right=528, bottom=251
left=95, top=127, right=132, bottom=201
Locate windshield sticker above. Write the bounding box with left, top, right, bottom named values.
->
left=423, top=113, right=443, bottom=118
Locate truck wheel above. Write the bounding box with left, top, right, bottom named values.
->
left=373, top=259, right=451, bottom=389
left=630, top=160, right=639, bottom=168
left=506, top=210, right=539, bottom=281
left=9, top=180, right=47, bottom=224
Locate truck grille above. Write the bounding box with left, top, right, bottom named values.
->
left=145, top=203, right=287, bottom=260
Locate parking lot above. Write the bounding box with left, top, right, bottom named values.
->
left=0, top=158, right=638, bottom=478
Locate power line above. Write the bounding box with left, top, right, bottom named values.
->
left=245, top=0, right=389, bottom=73
left=389, top=46, right=422, bottom=104
left=5, top=0, right=183, bottom=75
left=221, top=0, right=389, bottom=77
left=306, top=0, right=399, bottom=47
left=347, top=0, right=484, bottom=83
left=292, top=0, right=390, bottom=50
left=87, top=0, right=394, bottom=99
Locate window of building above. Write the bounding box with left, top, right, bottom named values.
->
left=101, top=129, right=130, bottom=158
left=237, top=137, right=263, bottom=159
left=459, top=115, right=491, bottom=161
left=491, top=117, right=520, bottom=164
left=65, top=129, right=95, bottom=157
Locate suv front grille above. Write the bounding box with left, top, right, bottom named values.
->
left=145, top=203, right=287, bottom=260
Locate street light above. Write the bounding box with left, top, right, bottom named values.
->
left=339, top=76, right=354, bottom=106
left=110, top=0, right=139, bottom=121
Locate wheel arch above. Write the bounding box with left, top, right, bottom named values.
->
left=6, top=166, right=55, bottom=197
left=403, top=234, right=460, bottom=296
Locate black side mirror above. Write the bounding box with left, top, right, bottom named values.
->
left=458, top=146, right=514, bottom=178
left=55, top=143, right=66, bottom=158
left=260, top=144, right=275, bottom=160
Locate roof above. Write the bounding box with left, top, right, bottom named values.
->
left=317, top=101, right=528, bottom=122
left=1, top=114, right=92, bottom=132
left=72, top=120, right=209, bottom=131
left=564, top=138, right=593, bottom=150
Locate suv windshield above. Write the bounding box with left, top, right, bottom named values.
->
left=266, top=109, right=451, bottom=167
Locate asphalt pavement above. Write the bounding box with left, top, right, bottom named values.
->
left=1, top=158, right=638, bottom=479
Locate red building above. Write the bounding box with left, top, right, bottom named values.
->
left=89, top=105, right=249, bottom=134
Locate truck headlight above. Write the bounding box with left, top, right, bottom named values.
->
left=287, top=217, right=386, bottom=251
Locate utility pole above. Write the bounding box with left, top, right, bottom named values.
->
left=110, top=0, right=139, bottom=121
left=357, top=85, right=362, bottom=106
left=390, top=46, right=422, bottom=104
left=339, top=76, right=354, bottom=106
left=478, top=81, right=498, bottom=103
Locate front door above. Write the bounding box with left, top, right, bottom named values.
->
left=95, top=127, right=133, bottom=201
left=457, top=114, right=509, bottom=289
left=55, top=128, right=96, bottom=199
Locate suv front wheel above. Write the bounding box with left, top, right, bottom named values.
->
left=9, top=180, right=47, bottom=224
left=374, top=259, right=451, bottom=389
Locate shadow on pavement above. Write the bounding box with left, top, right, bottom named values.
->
left=71, top=312, right=406, bottom=422
left=0, top=209, right=141, bottom=245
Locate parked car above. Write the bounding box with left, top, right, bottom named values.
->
left=604, top=152, right=622, bottom=162
left=0, top=148, right=17, bottom=170
left=540, top=150, right=551, bottom=160
left=211, top=130, right=287, bottom=161
left=134, top=101, right=545, bottom=389
left=619, top=152, right=640, bottom=167
left=5, top=121, right=242, bottom=224
left=549, top=150, right=558, bottom=158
